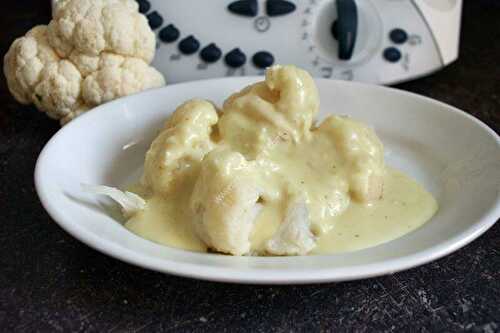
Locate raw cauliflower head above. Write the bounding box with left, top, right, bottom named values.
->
left=218, top=65, right=319, bottom=158
left=142, top=99, right=219, bottom=194
left=48, top=0, right=155, bottom=62
left=3, top=0, right=165, bottom=125
left=190, top=147, right=262, bottom=256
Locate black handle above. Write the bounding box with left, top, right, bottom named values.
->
left=336, top=0, right=358, bottom=60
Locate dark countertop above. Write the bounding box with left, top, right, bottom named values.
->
left=0, top=1, right=499, bottom=332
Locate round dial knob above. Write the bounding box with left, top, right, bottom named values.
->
left=332, top=0, right=358, bottom=60
left=312, top=0, right=382, bottom=65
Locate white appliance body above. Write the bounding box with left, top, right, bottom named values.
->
left=52, top=0, right=463, bottom=85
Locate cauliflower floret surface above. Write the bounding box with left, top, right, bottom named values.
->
left=218, top=65, right=319, bottom=159
left=48, top=0, right=154, bottom=62
left=266, top=201, right=316, bottom=256
left=32, top=60, right=83, bottom=119
left=4, top=26, right=60, bottom=104
left=317, top=115, right=385, bottom=202
left=190, top=147, right=262, bottom=256
left=142, top=100, right=219, bottom=194
left=82, top=54, right=164, bottom=106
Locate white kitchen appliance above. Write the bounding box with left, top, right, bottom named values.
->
left=54, top=0, right=463, bottom=84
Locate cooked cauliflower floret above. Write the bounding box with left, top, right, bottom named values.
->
left=265, top=65, right=319, bottom=134
left=3, top=0, right=164, bottom=125
left=318, top=115, right=385, bottom=202
left=190, top=147, right=262, bottom=256
left=218, top=65, right=319, bottom=158
left=48, top=0, right=155, bottom=62
left=142, top=100, right=219, bottom=194
left=266, top=201, right=316, bottom=256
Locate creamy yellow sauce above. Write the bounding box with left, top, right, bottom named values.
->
left=125, top=167, right=437, bottom=255
left=313, top=168, right=437, bottom=253
left=126, top=184, right=207, bottom=252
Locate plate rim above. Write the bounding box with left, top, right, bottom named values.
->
left=34, top=77, right=500, bottom=284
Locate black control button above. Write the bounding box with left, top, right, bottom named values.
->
left=178, top=36, right=200, bottom=55
left=383, top=47, right=402, bottom=62
left=200, top=44, right=222, bottom=63
left=159, top=24, right=180, bottom=43
left=331, top=20, right=338, bottom=40
left=267, top=0, right=296, bottom=16
left=390, top=28, right=408, bottom=44
left=225, top=48, right=247, bottom=68
left=228, top=0, right=258, bottom=17
left=335, top=0, right=358, bottom=60
left=137, top=0, right=150, bottom=14
left=146, top=11, right=163, bottom=30
left=252, top=51, right=274, bottom=68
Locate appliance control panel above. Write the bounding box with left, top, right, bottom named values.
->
left=56, top=0, right=463, bottom=85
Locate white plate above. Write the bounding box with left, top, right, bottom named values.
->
left=35, top=78, right=500, bottom=284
